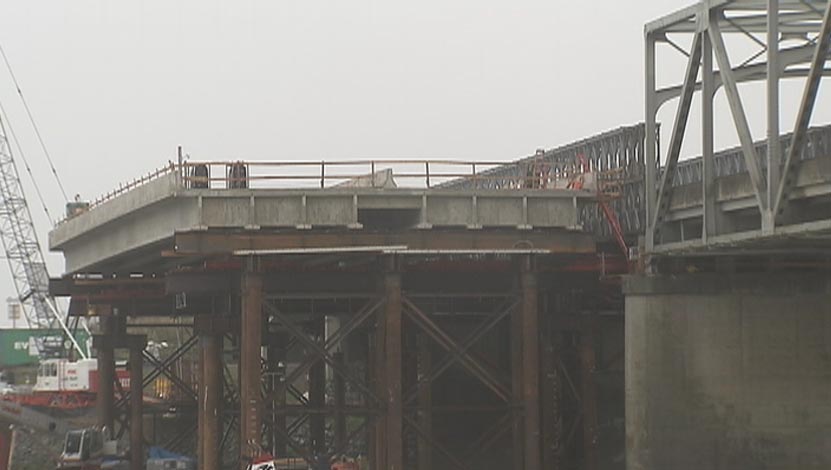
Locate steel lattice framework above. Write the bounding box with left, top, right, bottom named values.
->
left=440, top=124, right=649, bottom=239
left=646, top=0, right=831, bottom=252
left=0, top=116, right=55, bottom=331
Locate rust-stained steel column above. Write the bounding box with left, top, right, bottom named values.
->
left=520, top=255, right=541, bottom=470
left=309, top=318, right=326, bottom=459
left=240, top=260, right=263, bottom=468
left=266, top=342, right=287, bottom=457
left=334, top=351, right=346, bottom=453
left=128, top=335, right=147, bottom=470
left=581, top=316, right=599, bottom=470
left=367, top=329, right=379, bottom=470
left=416, top=333, right=432, bottom=470
left=95, top=308, right=116, bottom=438
left=542, top=315, right=562, bottom=470
left=197, top=315, right=224, bottom=470
left=384, top=257, right=403, bottom=470
left=0, top=426, right=12, bottom=470
left=511, top=285, right=524, bottom=470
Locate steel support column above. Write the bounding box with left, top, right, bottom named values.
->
left=774, top=0, right=831, bottom=220
left=651, top=32, right=703, bottom=240
left=383, top=259, right=404, bottom=470
left=765, top=0, right=781, bottom=231
left=198, top=326, right=223, bottom=470
left=710, top=15, right=768, bottom=211
left=645, top=33, right=658, bottom=250
left=240, top=261, right=263, bottom=468
left=334, top=351, right=347, bottom=454
left=520, top=256, right=541, bottom=470
left=96, top=309, right=116, bottom=438
left=128, top=335, right=147, bottom=470
left=580, top=318, right=599, bottom=470
left=416, top=333, right=432, bottom=470
left=511, top=283, right=524, bottom=470
left=541, top=315, right=561, bottom=470
left=270, top=343, right=287, bottom=458
left=368, top=328, right=380, bottom=470
left=308, top=318, right=326, bottom=460
left=0, top=427, right=12, bottom=470
left=702, top=30, right=719, bottom=241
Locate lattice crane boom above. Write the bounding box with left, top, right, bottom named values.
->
left=0, top=114, right=86, bottom=359
left=0, top=115, right=52, bottom=326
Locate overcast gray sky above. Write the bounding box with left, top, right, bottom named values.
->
left=0, top=0, right=828, bottom=320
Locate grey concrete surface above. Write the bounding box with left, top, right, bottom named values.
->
left=625, top=273, right=831, bottom=470
left=49, top=172, right=589, bottom=273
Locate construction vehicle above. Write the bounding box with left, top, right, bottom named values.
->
left=56, top=427, right=127, bottom=470
left=2, top=358, right=130, bottom=410
left=0, top=400, right=127, bottom=470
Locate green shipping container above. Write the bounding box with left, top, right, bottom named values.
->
left=0, top=329, right=91, bottom=368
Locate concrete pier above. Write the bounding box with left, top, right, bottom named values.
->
left=625, top=273, right=831, bottom=470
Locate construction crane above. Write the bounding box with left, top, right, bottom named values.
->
left=0, top=75, right=86, bottom=360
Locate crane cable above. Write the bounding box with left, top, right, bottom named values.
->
left=0, top=99, right=54, bottom=223
left=0, top=44, right=69, bottom=202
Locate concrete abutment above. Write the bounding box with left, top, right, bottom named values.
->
left=625, top=273, right=831, bottom=470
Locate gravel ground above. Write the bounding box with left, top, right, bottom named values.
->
left=10, top=427, right=64, bottom=470
left=10, top=409, right=97, bottom=470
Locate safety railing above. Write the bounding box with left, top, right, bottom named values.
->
left=87, top=162, right=177, bottom=211
left=61, top=157, right=605, bottom=225
left=176, top=159, right=588, bottom=191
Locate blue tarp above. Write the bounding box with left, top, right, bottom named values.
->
left=148, top=446, right=194, bottom=461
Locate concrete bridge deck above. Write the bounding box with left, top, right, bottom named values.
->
left=49, top=164, right=595, bottom=274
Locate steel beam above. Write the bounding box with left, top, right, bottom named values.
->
left=141, top=351, right=198, bottom=403
left=308, top=318, right=326, bottom=459
left=369, top=324, right=382, bottom=470
left=710, top=15, right=769, bottom=212
left=511, top=278, right=524, bottom=470
left=651, top=31, right=704, bottom=240
left=281, top=299, right=382, bottom=390
left=269, top=344, right=287, bottom=457
left=95, top=309, right=116, bottom=438
left=541, top=315, right=562, bottom=470
left=653, top=42, right=830, bottom=107
left=384, top=261, right=404, bottom=470
left=416, top=333, right=433, bottom=470
left=520, top=256, right=541, bottom=470
left=173, top=230, right=595, bottom=257
left=403, top=298, right=511, bottom=401
left=645, top=33, right=659, bottom=249
left=403, top=299, right=517, bottom=405
left=580, top=319, right=599, bottom=470
left=128, top=335, right=147, bottom=470
left=239, top=261, right=263, bottom=468
left=702, top=30, right=719, bottom=241
left=774, top=0, right=831, bottom=221
left=198, top=332, right=222, bottom=470
left=333, top=352, right=346, bottom=454
left=0, top=427, right=12, bottom=470
left=766, top=0, right=782, bottom=232
left=264, top=303, right=379, bottom=405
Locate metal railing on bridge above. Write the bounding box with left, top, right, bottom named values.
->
left=669, top=124, right=831, bottom=187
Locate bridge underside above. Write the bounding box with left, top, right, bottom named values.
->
left=49, top=170, right=629, bottom=470
left=52, top=232, right=624, bottom=470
